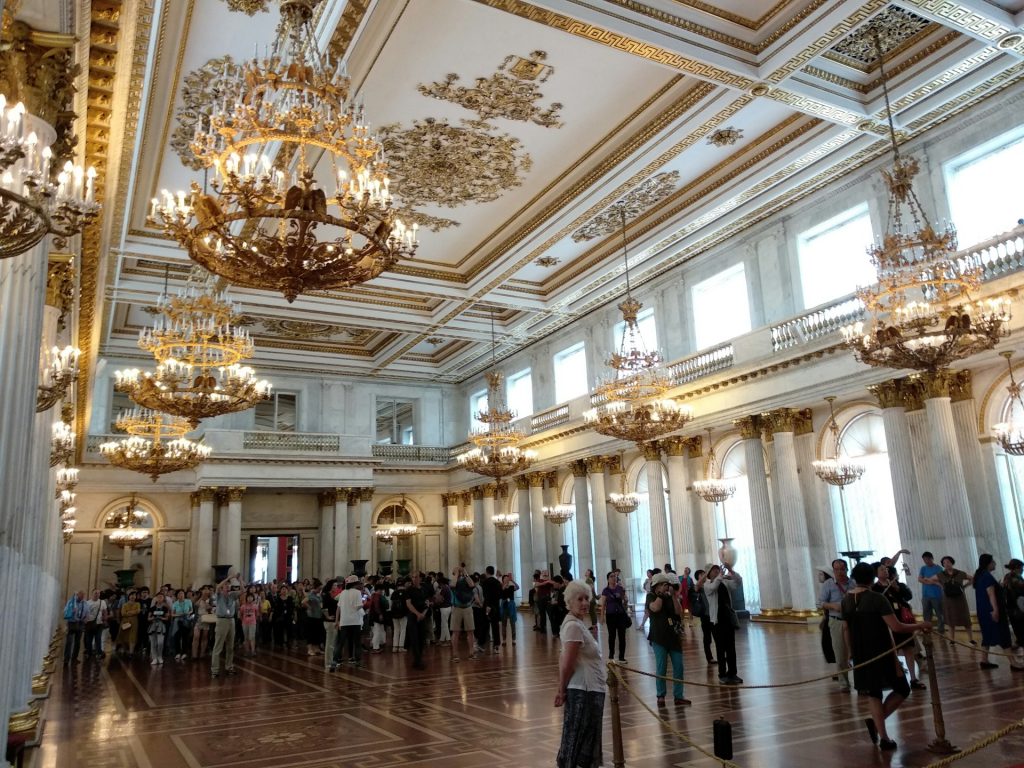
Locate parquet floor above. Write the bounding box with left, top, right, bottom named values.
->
left=29, top=621, right=1024, bottom=768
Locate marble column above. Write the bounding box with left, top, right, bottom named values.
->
left=921, top=372, right=979, bottom=568
left=905, top=387, right=944, bottom=556
left=345, top=490, right=358, bottom=568
left=870, top=381, right=926, bottom=558
left=482, top=483, right=497, bottom=569
left=196, top=487, right=216, bottom=587
left=331, top=488, right=349, bottom=578
left=317, top=490, right=336, bottom=581
left=950, top=372, right=1003, bottom=562
left=358, top=487, right=374, bottom=567
left=459, top=491, right=473, bottom=568
left=514, top=478, right=533, bottom=587
left=644, top=443, right=672, bottom=571
left=188, top=492, right=201, bottom=586
left=544, top=470, right=562, bottom=572
left=587, top=457, right=611, bottom=577
left=736, top=416, right=783, bottom=613
left=527, top=473, right=547, bottom=574
left=664, top=437, right=697, bottom=574
left=760, top=425, right=791, bottom=608
left=496, top=482, right=514, bottom=574
left=606, top=456, right=633, bottom=582
left=444, top=493, right=460, bottom=576
left=572, top=459, right=593, bottom=579
left=216, top=487, right=244, bottom=574
left=794, top=417, right=835, bottom=570
left=471, top=486, right=485, bottom=570
left=765, top=409, right=816, bottom=612
left=687, top=439, right=715, bottom=566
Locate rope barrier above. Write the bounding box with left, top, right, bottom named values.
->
left=923, top=718, right=1024, bottom=767
left=942, top=632, right=1024, bottom=662
left=608, top=661, right=742, bottom=768
left=614, top=635, right=916, bottom=690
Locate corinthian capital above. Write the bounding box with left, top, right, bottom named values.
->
left=734, top=415, right=762, bottom=441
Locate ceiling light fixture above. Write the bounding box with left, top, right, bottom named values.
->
left=813, top=397, right=866, bottom=487
left=993, top=351, right=1024, bottom=455
left=692, top=428, right=735, bottom=503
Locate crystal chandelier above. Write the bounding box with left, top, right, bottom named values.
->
left=607, top=459, right=640, bottom=515
left=0, top=95, right=100, bottom=259
left=542, top=504, right=575, bottom=525
left=840, top=35, right=1010, bottom=373
left=993, top=351, right=1024, bottom=455
left=693, top=428, right=736, bottom=503
left=116, top=275, right=270, bottom=427
left=493, top=512, right=519, bottom=532
left=100, top=410, right=211, bottom=482
left=813, top=397, right=866, bottom=487
left=453, top=519, right=474, bottom=536
left=457, top=312, right=536, bottom=479
left=37, top=345, right=79, bottom=412
left=149, top=0, right=418, bottom=302
left=108, top=495, right=151, bottom=546
left=55, top=466, right=79, bottom=496
left=585, top=206, right=692, bottom=444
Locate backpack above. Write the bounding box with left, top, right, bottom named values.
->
left=63, top=597, right=77, bottom=621
left=453, top=578, right=474, bottom=608
left=691, top=589, right=709, bottom=619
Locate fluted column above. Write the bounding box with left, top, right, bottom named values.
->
left=482, top=483, right=498, bottom=569
left=760, top=424, right=791, bottom=607
left=643, top=443, right=671, bottom=571
left=358, top=487, right=374, bottom=566
left=921, top=372, right=978, bottom=567
left=444, top=493, right=459, bottom=575
left=664, top=437, right=697, bottom=575
left=345, top=490, right=358, bottom=567
left=216, top=487, right=244, bottom=574
left=188, top=492, right=201, bottom=586
left=736, top=416, right=783, bottom=613
left=331, top=489, right=349, bottom=578
left=196, top=487, right=216, bottom=586
left=317, top=490, right=336, bottom=580
left=606, top=456, right=632, bottom=579
left=794, top=416, right=835, bottom=569
left=572, top=459, right=593, bottom=579
left=459, top=491, right=473, bottom=567
left=544, top=471, right=562, bottom=572
left=765, top=409, right=816, bottom=612
left=471, top=486, right=485, bottom=570
left=870, top=381, right=926, bottom=557
left=950, top=372, right=1002, bottom=561
left=587, top=457, right=610, bottom=577
left=514, top=478, right=532, bottom=585
left=905, top=387, right=944, bottom=555
left=527, top=473, right=547, bottom=573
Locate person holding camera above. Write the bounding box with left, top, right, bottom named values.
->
left=704, top=563, right=742, bottom=685
left=450, top=564, right=477, bottom=661
left=647, top=572, right=691, bottom=706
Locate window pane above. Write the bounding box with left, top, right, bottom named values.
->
left=276, top=394, right=296, bottom=432
left=470, top=390, right=488, bottom=431
left=946, top=130, right=1024, bottom=246
left=797, top=203, right=875, bottom=308
left=507, top=368, right=533, bottom=417
left=376, top=399, right=415, bottom=444
left=110, top=389, right=134, bottom=432
left=692, top=264, right=750, bottom=349
left=553, top=342, right=588, bottom=403
left=253, top=400, right=277, bottom=431
left=613, top=307, right=657, bottom=354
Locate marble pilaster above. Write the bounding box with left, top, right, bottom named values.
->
left=527, top=474, right=547, bottom=574
left=587, top=458, right=611, bottom=576
left=444, top=493, right=460, bottom=576
left=216, top=487, right=244, bottom=573
left=515, top=479, right=532, bottom=584
left=664, top=437, right=697, bottom=574
left=332, top=489, right=350, bottom=578
left=643, top=443, right=671, bottom=571
left=572, top=459, right=593, bottom=579
left=358, top=487, right=374, bottom=566
left=736, top=416, right=783, bottom=612
left=195, top=487, right=216, bottom=587
left=471, top=487, right=485, bottom=570
left=317, top=490, right=336, bottom=580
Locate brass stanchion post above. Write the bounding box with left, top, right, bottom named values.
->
left=922, top=631, right=959, bottom=755
left=609, top=665, right=626, bottom=768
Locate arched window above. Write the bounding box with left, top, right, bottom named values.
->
left=994, top=394, right=1024, bottom=556
left=717, top=441, right=761, bottom=613
left=828, top=411, right=901, bottom=558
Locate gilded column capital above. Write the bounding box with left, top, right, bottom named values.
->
left=189, top=491, right=201, bottom=508
left=482, top=483, right=497, bottom=499
left=346, top=489, right=360, bottom=505
left=227, top=486, right=246, bottom=503
left=869, top=379, right=904, bottom=410
left=571, top=459, right=589, bottom=477
left=902, top=378, right=925, bottom=412
left=915, top=370, right=955, bottom=400
left=588, top=456, right=610, bottom=474
left=359, top=487, right=374, bottom=503
left=606, top=455, right=623, bottom=474
left=514, top=476, right=529, bottom=490
left=949, top=370, right=973, bottom=402
left=794, top=408, right=814, bottom=436
left=0, top=20, right=77, bottom=132
left=734, top=415, right=762, bottom=440
left=317, top=490, right=337, bottom=507
left=215, top=489, right=228, bottom=506
left=642, top=442, right=661, bottom=461
left=460, top=490, right=473, bottom=506
left=497, top=481, right=508, bottom=498
left=684, top=435, right=703, bottom=459
left=441, top=492, right=453, bottom=507
left=764, top=408, right=798, bottom=434
left=472, top=486, right=484, bottom=501
left=527, top=472, right=546, bottom=488
left=662, top=436, right=687, bottom=457
left=544, top=471, right=559, bottom=488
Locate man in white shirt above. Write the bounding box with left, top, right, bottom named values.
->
left=83, top=590, right=108, bottom=659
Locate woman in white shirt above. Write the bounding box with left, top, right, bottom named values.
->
left=332, top=576, right=365, bottom=670
left=554, top=580, right=607, bottom=768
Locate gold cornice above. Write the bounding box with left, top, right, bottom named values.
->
left=669, top=0, right=796, bottom=31
left=604, top=1, right=757, bottom=54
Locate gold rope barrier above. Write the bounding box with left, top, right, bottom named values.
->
left=943, top=632, right=1024, bottom=661
left=923, top=718, right=1024, bottom=767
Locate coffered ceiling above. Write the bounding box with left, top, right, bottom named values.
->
left=82, top=0, right=1024, bottom=394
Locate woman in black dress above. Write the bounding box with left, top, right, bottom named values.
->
left=872, top=563, right=925, bottom=690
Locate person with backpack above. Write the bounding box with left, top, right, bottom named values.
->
left=450, top=565, right=477, bottom=661
left=62, top=590, right=88, bottom=665
left=368, top=579, right=389, bottom=653
left=690, top=569, right=715, bottom=664
left=435, top=575, right=453, bottom=645
left=390, top=578, right=408, bottom=653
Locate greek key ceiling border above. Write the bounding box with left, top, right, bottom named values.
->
left=898, top=0, right=1011, bottom=42
left=665, top=0, right=797, bottom=31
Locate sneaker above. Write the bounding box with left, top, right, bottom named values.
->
left=225, top=667, right=236, bottom=675
left=879, top=737, right=897, bottom=751
left=151, top=659, right=159, bottom=666
left=674, top=698, right=692, bottom=706
left=492, top=647, right=500, bottom=655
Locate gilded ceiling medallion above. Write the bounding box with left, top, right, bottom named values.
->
left=394, top=207, right=460, bottom=232
left=258, top=318, right=372, bottom=343
left=535, top=256, right=559, bottom=267
left=418, top=50, right=563, bottom=128
left=379, top=118, right=532, bottom=208
left=426, top=336, right=444, bottom=345
left=220, top=0, right=271, bottom=14
left=571, top=171, right=680, bottom=242
left=829, top=6, right=930, bottom=65
left=707, top=126, right=743, bottom=147
left=172, top=56, right=242, bottom=170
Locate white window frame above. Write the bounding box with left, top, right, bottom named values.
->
left=469, top=389, right=488, bottom=432
left=796, top=202, right=876, bottom=309
left=553, top=341, right=589, bottom=404
left=254, top=392, right=297, bottom=432
left=691, top=263, right=751, bottom=349
left=507, top=367, right=533, bottom=418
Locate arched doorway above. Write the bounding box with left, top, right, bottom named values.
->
left=373, top=498, right=418, bottom=576
left=100, top=495, right=157, bottom=589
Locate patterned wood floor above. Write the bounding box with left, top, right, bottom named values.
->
left=29, top=621, right=1024, bottom=768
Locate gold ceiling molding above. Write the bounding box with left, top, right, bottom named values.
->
left=380, top=117, right=532, bottom=208
left=829, top=5, right=931, bottom=65
left=601, top=0, right=757, bottom=54
left=417, top=50, right=564, bottom=128
left=666, top=0, right=795, bottom=31
left=903, top=59, right=1024, bottom=134
left=883, top=47, right=1001, bottom=115
left=171, top=54, right=240, bottom=170
left=571, top=171, right=681, bottom=242
left=220, top=0, right=270, bottom=14
left=899, top=0, right=1009, bottom=41
left=326, top=0, right=373, bottom=60
left=393, top=208, right=459, bottom=233
left=253, top=319, right=376, bottom=344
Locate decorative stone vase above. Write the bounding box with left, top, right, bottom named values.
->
left=378, top=560, right=393, bottom=577
left=558, top=544, right=573, bottom=580
left=350, top=559, right=368, bottom=578
left=114, top=568, right=136, bottom=589
left=213, top=564, right=233, bottom=583
left=397, top=558, right=412, bottom=577
left=718, top=538, right=737, bottom=569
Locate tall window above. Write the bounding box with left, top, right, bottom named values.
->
left=613, top=306, right=657, bottom=359
left=797, top=203, right=875, bottom=308
left=691, top=263, right=751, bottom=349
left=254, top=393, right=297, bottom=431
left=553, top=342, right=588, bottom=403
left=375, top=398, right=415, bottom=444
left=469, top=389, right=488, bottom=431
left=945, top=127, right=1024, bottom=247
left=507, top=368, right=533, bottom=417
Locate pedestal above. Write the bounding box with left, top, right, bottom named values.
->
left=350, top=559, right=368, bottom=578
left=114, top=569, right=137, bottom=589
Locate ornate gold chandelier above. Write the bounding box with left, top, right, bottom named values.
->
left=457, top=313, right=536, bottom=480
left=115, top=275, right=270, bottom=427
left=100, top=410, right=211, bottom=482
left=542, top=504, right=575, bottom=525
left=607, top=459, right=639, bottom=515
left=36, top=345, right=79, bottom=412
left=149, top=0, right=418, bottom=302
left=841, top=35, right=1010, bottom=373
left=453, top=519, right=474, bottom=537
left=493, top=512, right=519, bottom=532
left=693, top=428, right=735, bottom=503
left=50, top=404, right=74, bottom=468
left=586, top=206, right=691, bottom=444
left=375, top=495, right=418, bottom=543
left=993, top=351, right=1024, bottom=455
left=0, top=95, right=100, bottom=259
left=108, top=494, right=151, bottom=546
left=813, top=397, right=866, bottom=488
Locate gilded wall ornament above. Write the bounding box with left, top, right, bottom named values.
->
left=220, top=0, right=271, bottom=14
left=172, top=56, right=243, bottom=170
left=394, top=207, right=460, bottom=233
left=0, top=20, right=78, bottom=135
left=379, top=118, right=532, bottom=208
left=707, top=126, right=744, bottom=147
left=417, top=51, right=563, bottom=128
left=829, top=6, right=930, bottom=66
left=571, top=171, right=680, bottom=242
left=259, top=318, right=372, bottom=343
